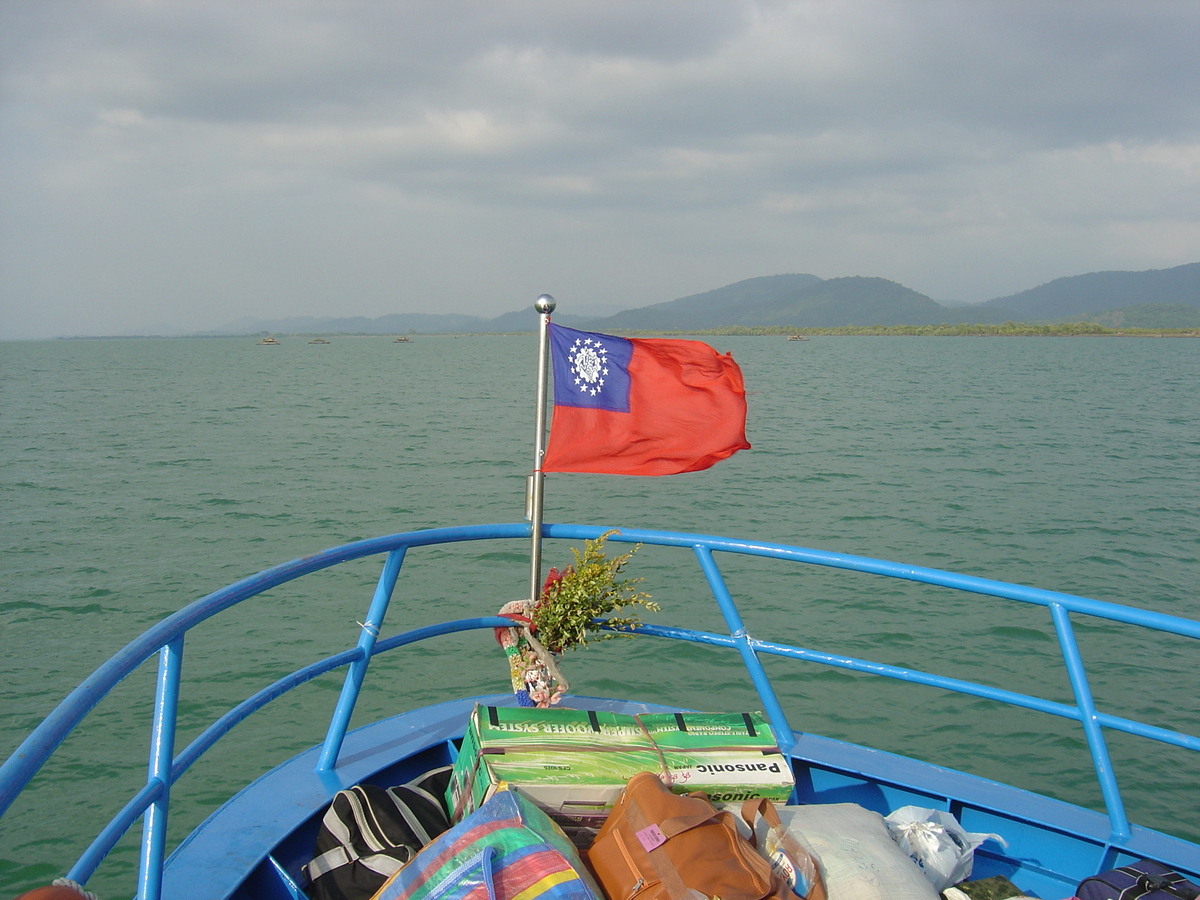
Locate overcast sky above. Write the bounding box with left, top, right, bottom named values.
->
left=2, top=1, right=1198, bottom=338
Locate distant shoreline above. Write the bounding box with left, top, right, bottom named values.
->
left=647, top=324, right=1200, bottom=337
left=41, top=323, right=1200, bottom=340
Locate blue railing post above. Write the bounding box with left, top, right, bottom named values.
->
left=137, top=636, right=184, bottom=900
left=318, top=548, right=406, bottom=771
left=1049, top=602, right=1130, bottom=840
left=693, top=545, right=796, bottom=751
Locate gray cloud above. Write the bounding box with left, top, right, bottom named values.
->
left=2, top=0, right=1198, bottom=338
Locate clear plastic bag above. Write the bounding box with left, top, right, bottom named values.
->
left=741, top=799, right=828, bottom=900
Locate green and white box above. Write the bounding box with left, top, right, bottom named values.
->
left=446, top=705, right=662, bottom=827
left=661, top=751, right=794, bottom=802
left=634, top=711, right=773, bottom=750
left=638, top=712, right=794, bottom=802
left=446, top=705, right=795, bottom=832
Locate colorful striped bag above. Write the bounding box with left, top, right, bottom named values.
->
left=369, top=785, right=602, bottom=900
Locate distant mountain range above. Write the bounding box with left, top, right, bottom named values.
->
left=204, top=261, right=1200, bottom=335
left=977, top=263, right=1200, bottom=326
left=595, top=275, right=946, bottom=330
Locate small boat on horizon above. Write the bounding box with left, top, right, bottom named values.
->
left=256, top=336, right=280, bottom=345
left=393, top=335, right=413, bottom=342
left=787, top=334, right=809, bottom=341
left=308, top=338, right=330, bottom=344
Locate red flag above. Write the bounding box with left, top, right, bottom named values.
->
left=542, top=324, right=750, bottom=476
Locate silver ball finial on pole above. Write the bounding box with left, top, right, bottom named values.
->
left=535, top=294, right=556, bottom=314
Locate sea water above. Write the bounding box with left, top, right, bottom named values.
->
left=1, top=334, right=1198, bottom=896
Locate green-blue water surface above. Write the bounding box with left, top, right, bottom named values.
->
left=1, top=334, right=1197, bottom=897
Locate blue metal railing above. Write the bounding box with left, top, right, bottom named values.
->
left=2, top=522, right=1198, bottom=898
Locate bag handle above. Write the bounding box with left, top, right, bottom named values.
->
left=740, top=797, right=784, bottom=849
left=478, top=845, right=498, bottom=900
left=623, top=774, right=722, bottom=839
left=657, top=796, right=724, bottom=838
left=1136, top=873, right=1200, bottom=900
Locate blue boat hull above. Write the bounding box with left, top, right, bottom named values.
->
left=166, top=695, right=1200, bottom=900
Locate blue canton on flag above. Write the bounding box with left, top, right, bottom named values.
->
left=549, top=324, right=632, bottom=412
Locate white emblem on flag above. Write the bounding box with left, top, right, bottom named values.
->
left=568, top=337, right=610, bottom=396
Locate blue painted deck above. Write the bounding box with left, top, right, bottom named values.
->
left=166, top=695, right=1200, bottom=900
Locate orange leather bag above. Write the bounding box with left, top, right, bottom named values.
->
left=585, top=772, right=792, bottom=900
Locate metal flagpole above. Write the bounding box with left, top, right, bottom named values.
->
left=528, top=294, right=556, bottom=603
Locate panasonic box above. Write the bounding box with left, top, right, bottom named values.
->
left=446, top=705, right=794, bottom=840
left=638, top=711, right=795, bottom=803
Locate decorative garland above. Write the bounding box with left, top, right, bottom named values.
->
left=494, top=531, right=657, bottom=707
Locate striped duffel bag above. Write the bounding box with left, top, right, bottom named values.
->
left=370, top=785, right=602, bottom=900
left=305, top=767, right=453, bottom=900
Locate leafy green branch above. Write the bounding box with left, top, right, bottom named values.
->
left=531, top=530, right=658, bottom=653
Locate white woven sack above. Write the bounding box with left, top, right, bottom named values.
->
left=772, top=803, right=940, bottom=900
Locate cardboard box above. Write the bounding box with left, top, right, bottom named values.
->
left=638, top=712, right=794, bottom=802
left=446, top=705, right=661, bottom=827
left=660, top=751, right=794, bottom=802
left=636, top=711, right=778, bottom=752
left=446, top=705, right=795, bottom=834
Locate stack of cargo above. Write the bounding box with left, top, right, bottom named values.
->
left=445, top=705, right=793, bottom=844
